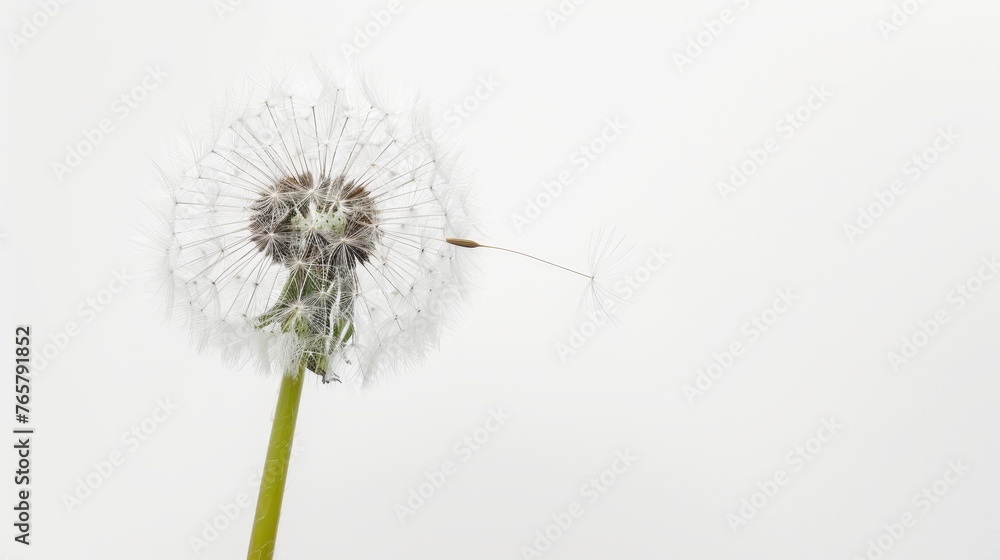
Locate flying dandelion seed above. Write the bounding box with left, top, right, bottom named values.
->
left=144, top=66, right=477, bottom=387
left=446, top=226, right=632, bottom=324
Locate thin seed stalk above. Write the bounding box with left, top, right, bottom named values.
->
left=247, top=265, right=353, bottom=558
left=246, top=360, right=306, bottom=560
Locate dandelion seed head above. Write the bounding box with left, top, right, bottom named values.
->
left=142, top=65, right=477, bottom=388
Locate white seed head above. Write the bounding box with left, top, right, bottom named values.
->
left=141, top=65, right=477, bottom=387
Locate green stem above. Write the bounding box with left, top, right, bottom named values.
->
left=247, top=362, right=306, bottom=560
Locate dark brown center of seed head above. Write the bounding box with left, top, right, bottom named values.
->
left=248, top=172, right=379, bottom=269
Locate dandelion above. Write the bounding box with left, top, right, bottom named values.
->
left=147, top=67, right=476, bottom=388
left=143, top=66, right=475, bottom=559
left=141, top=64, right=620, bottom=560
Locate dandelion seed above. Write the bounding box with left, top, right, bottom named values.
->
left=446, top=228, right=631, bottom=323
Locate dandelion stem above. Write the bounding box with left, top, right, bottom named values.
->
left=247, top=361, right=306, bottom=560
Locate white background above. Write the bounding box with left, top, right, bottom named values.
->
left=3, top=0, right=1000, bottom=558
